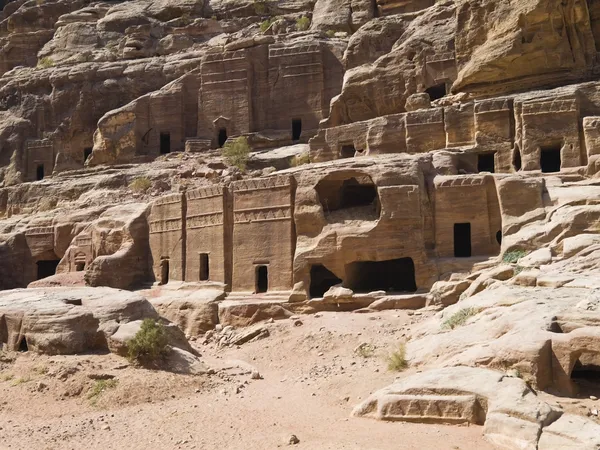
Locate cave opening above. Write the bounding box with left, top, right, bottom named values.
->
left=218, top=128, right=228, bottom=148
left=160, top=259, right=169, bottom=285
left=344, top=258, right=417, bottom=293
left=425, top=83, right=447, bottom=101
left=571, top=354, right=600, bottom=396
left=292, top=119, right=302, bottom=141
left=36, top=259, right=59, bottom=280
left=340, top=144, right=356, bottom=159
left=309, top=264, right=342, bottom=298
left=18, top=337, right=28, bottom=352
left=36, top=164, right=44, bottom=181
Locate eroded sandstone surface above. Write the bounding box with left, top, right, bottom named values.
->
left=1, top=0, right=600, bottom=448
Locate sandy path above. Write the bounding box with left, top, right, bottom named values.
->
left=0, top=311, right=495, bottom=450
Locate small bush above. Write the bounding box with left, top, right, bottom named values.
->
left=502, top=249, right=527, bottom=264
left=223, top=136, right=250, bottom=171
left=129, top=176, right=152, bottom=193
left=88, top=379, right=118, bottom=405
left=443, top=307, right=479, bottom=330
left=260, top=18, right=274, bottom=32
left=296, top=16, right=310, bottom=31
left=127, top=318, right=169, bottom=366
left=37, top=57, right=54, bottom=69
left=326, top=29, right=336, bottom=38
left=386, top=343, right=408, bottom=372
left=291, top=152, right=310, bottom=167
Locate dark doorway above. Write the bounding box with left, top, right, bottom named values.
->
left=199, top=253, right=209, bottom=281
left=496, top=230, right=502, bottom=245
left=513, top=148, right=522, bottom=171
left=425, top=83, right=447, bottom=101
left=36, top=260, right=59, bottom=280
left=292, top=119, right=302, bottom=141
left=160, top=259, right=169, bottom=285
left=540, top=145, right=561, bottom=173
left=160, top=132, right=171, bottom=154
left=84, top=147, right=92, bottom=162
left=256, top=265, right=268, bottom=293
left=454, top=223, right=472, bottom=257
left=316, top=175, right=379, bottom=217
left=218, top=128, right=227, bottom=148
left=344, top=258, right=417, bottom=293
left=18, top=337, right=28, bottom=352
left=310, top=264, right=342, bottom=298
left=477, top=153, right=495, bottom=173
left=340, top=144, right=355, bottom=159
left=75, top=262, right=85, bottom=272
left=36, top=164, right=44, bottom=181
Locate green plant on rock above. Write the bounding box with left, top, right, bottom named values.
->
left=385, top=343, right=408, bottom=372
left=443, top=307, right=480, bottom=330
left=260, top=18, right=274, bottom=32
left=502, top=249, right=528, bottom=264
left=129, top=176, right=152, bottom=193
left=37, top=57, right=54, bottom=69
left=296, top=16, right=310, bottom=31
left=326, top=29, right=336, bottom=38
left=223, top=136, right=250, bottom=171
left=127, top=318, right=169, bottom=366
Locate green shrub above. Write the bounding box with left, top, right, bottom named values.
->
left=326, top=29, right=336, bottom=38
left=502, top=249, right=528, bottom=264
left=223, top=136, right=250, bottom=171
left=296, top=16, right=310, bottom=31
left=443, top=307, right=479, bottom=330
left=127, top=318, right=169, bottom=365
left=291, top=152, right=310, bottom=167
left=386, top=343, right=408, bottom=372
left=37, top=57, right=54, bottom=69
left=129, top=176, right=152, bottom=193
left=260, top=18, right=274, bottom=32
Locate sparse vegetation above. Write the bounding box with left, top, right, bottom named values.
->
left=514, top=265, right=524, bottom=275
left=443, top=307, right=480, bottom=330
left=296, top=16, right=310, bottom=31
left=129, top=176, right=152, bottom=193
left=1, top=373, right=14, bottom=382
left=291, top=152, right=310, bottom=167
left=354, top=343, right=375, bottom=358
left=386, top=343, right=408, bottom=372
left=127, top=318, right=169, bottom=366
left=223, top=136, right=250, bottom=171
left=260, top=18, right=275, bottom=32
left=33, top=366, right=48, bottom=375
left=12, top=376, right=31, bottom=386
left=37, top=57, right=54, bottom=69
left=502, top=249, right=527, bottom=264
left=88, top=379, right=118, bottom=405
left=326, top=29, right=336, bottom=38
left=254, top=0, right=268, bottom=15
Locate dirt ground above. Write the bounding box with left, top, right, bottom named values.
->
left=0, top=310, right=496, bottom=450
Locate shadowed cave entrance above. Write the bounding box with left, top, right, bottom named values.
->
left=425, top=83, right=447, bottom=101
left=571, top=353, right=600, bottom=396
left=454, top=223, right=472, bottom=258
left=316, top=175, right=379, bottom=220
left=310, top=264, right=342, bottom=298
left=292, top=119, right=302, bottom=141
left=36, top=259, right=60, bottom=280
left=18, top=337, right=28, bottom=352
left=36, top=164, right=44, bottom=181
left=218, top=128, right=227, bottom=148
left=344, top=258, right=417, bottom=293
left=160, top=259, right=169, bottom=285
